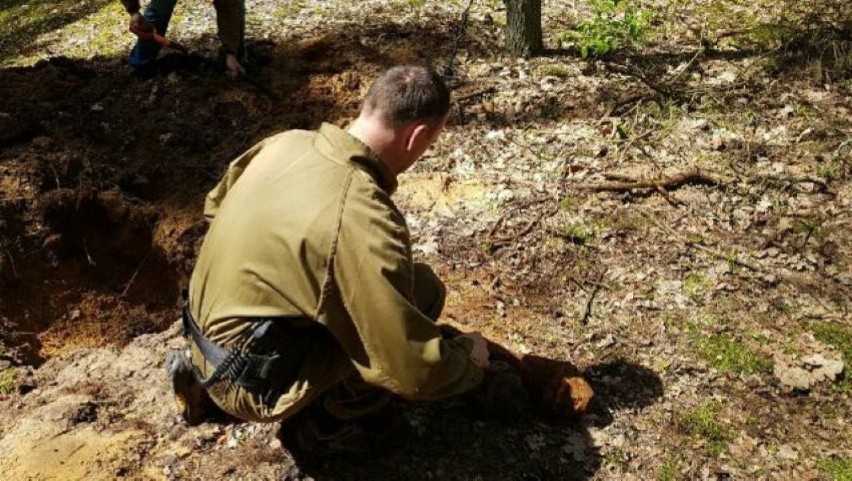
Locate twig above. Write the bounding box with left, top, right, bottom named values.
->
left=580, top=285, right=599, bottom=325
left=603, top=93, right=657, bottom=118
left=754, top=174, right=833, bottom=195
left=655, top=186, right=685, bottom=207
left=689, top=242, right=761, bottom=272
left=646, top=213, right=761, bottom=271
left=454, top=86, right=497, bottom=103
left=491, top=211, right=547, bottom=247
left=500, top=135, right=550, bottom=164
left=489, top=204, right=559, bottom=252
left=579, top=270, right=607, bottom=325
left=82, top=239, right=96, bottom=267
left=3, top=248, right=17, bottom=278
left=569, top=168, right=728, bottom=192
left=487, top=212, right=509, bottom=238
left=617, top=128, right=654, bottom=162
left=120, top=254, right=148, bottom=298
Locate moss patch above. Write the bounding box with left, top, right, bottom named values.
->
left=694, top=332, right=771, bottom=375
left=676, top=401, right=730, bottom=456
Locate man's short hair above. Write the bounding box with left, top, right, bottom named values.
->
left=362, top=65, right=450, bottom=126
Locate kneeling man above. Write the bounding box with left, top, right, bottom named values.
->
left=171, top=65, right=491, bottom=458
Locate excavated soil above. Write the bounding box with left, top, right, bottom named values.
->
left=0, top=26, right=459, bottom=364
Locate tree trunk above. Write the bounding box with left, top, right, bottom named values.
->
left=504, top=0, right=543, bottom=57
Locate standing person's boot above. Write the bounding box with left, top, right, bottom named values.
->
left=165, top=349, right=213, bottom=426
left=128, top=0, right=180, bottom=78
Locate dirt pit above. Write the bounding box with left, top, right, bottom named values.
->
left=0, top=186, right=186, bottom=362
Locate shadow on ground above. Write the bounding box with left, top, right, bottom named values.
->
left=284, top=359, right=663, bottom=481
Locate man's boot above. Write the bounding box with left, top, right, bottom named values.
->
left=281, top=402, right=412, bottom=460
left=165, top=349, right=212, bottom=426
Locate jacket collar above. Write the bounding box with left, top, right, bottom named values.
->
left=316, top=123, right=398, bottom=195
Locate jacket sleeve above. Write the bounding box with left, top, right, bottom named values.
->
left=203, top=138, right=267, bottom=221
left=119, top=0, right=141, bottom=14
left=213, top=0, right=244, bottom=55
left=324, top=177, right=483, bottom=400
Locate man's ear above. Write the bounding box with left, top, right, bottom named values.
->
left=406, top=123, right=432, bottom=154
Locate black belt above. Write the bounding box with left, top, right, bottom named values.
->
left=180, top=290, right=283, bottom=393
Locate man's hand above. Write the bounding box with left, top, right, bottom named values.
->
left=457, top=331, right=490, bottom=369
left=225, top=53, right=245, bottom=79
left=129, top=12, right=155, bottom=40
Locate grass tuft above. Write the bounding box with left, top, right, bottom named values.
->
left=812, top=322, right=852, bottom=391
left=557, top=222, right=593, bottom=245
left=0, top=368, right=17, bottom=395
left=818, top=457, right=852, bottom=481
left=683, top=272, right=710, bottom=299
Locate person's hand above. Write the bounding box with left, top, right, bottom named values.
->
left=129, top=12, right=155, bottom=40
left=457, top=331, right=490, bottom=369
left=225, top=53, right=245, bottom=79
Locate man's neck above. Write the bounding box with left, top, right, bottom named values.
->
left=347, top=116, right=405, bottom=177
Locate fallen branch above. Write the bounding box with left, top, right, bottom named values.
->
left=569, top=168, right=728, bottom=192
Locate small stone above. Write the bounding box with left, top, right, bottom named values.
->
left=774, top=362, right=811, bottom=391
left=801, top=354, right=827, bottom=368
left=596, top=334, right=616, bottom=349
left=777, top=444, right=798, bottom=460
left=497, top=189, right=514, bottom=202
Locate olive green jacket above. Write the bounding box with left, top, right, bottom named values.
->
left=189, top=123, right=482, bottom=411
left=119, top=0, right=243, bottom=54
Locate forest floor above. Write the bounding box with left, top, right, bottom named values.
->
left=0, top=0, right=850, bottom=479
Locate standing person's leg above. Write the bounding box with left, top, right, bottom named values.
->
left=212, top=0, right=246, bottom=62
left=129, top=0, right=180, bottom=72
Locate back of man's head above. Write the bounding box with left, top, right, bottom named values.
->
left=361, top=65, right=450, bottom=127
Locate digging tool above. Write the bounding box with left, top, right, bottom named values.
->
left=134, top=26, right=280, bottom=100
